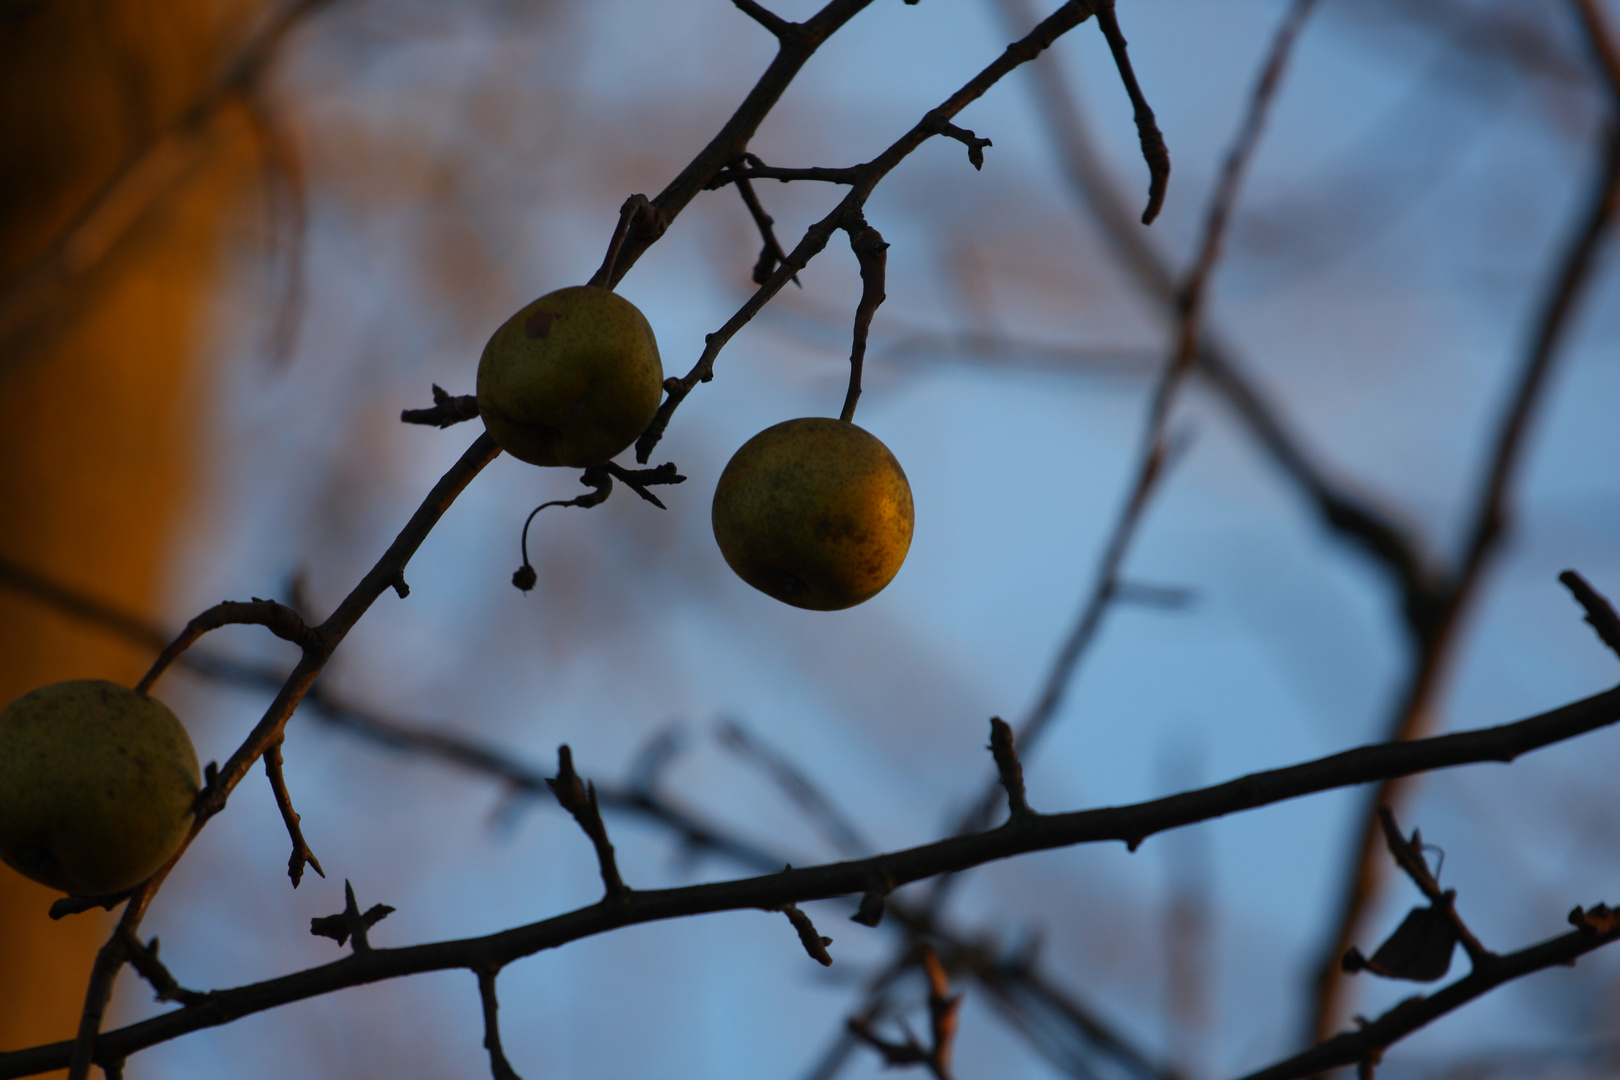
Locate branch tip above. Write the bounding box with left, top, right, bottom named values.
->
left=1561, top=570, right=1620, bottom=659
left=780, top=903, right=834, bottom=966
left=987, top=717, right=1032, bottom=819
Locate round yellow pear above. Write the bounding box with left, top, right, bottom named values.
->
left=0, top=680, right=200, bottom=896
left=476, top=285, right=664, bottom=467
left=712, top=417, right=914, bottom=610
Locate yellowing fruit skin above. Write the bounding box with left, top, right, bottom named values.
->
left=0, top=680, right=200, bottom=896
left=476, top=286, right=664, bottom=467
left=712, top=418, right=914, bottom=611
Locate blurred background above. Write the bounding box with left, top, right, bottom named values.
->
left=2, top=0, right=1619, bottom=1077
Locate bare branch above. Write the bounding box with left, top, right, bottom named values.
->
left=1242, top=911, right=1620, bottom=1080
left=731, top=0, right=793, bottom=39
left=636, top=0, right=1100, bottom=462
left=548, top=746, right=628, bottom=900
left=60, top=434, right=500, bottom=1077
left=136, top=598, right=316, bottom=694
left=120, top=933, right=205, bottom=1008
left=987, top=718, right=1032, bottom=820
left=402, top=384, right=480, bottom=428
left=781, top=904, right=835, bottom=966
left=588, top=194, right=657, bottom=290
left=265, top=738, right=325, bottom=887
left=1561, top=570, right=1620, bottom=659
left=476, top=967, right=523, bottom=1080
left=10, top=681, right=1620, bottom=1078
left=732, top=171, right=800, bottom=285
left=1309, top=119, right=1620, bottom=1046
left=839, top=218, right=888, bottom=422
left=1091, top=1, right=1170, bottom=223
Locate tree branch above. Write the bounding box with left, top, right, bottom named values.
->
left=9, top=679, right=1619, bottom=1077
left=1090, top=1, right=1169, bottom=223
left=265, top=737, right=325, bottom=887
left=476, top=967, right=523, bottom=1080
left=1308, top=117, right=1620, bottom=1046
left=635, top=0, right=1100, bottom=462
left=547, top=746, right=628, bottom=900
left=1561, top=570, right=1620, bottom=660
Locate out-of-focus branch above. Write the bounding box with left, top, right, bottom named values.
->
left=1561, top=570, right=1620, bottom=660
left=547, top=746, right=628, bottom=900
left=990, top=0, right=1443, bottom=633
left=9, top=678, right=1620, bottom=1077
left=0, top=0, right=335, bottom=348
left=951, top=0, right=1321, bottom=844
left=1308, top=121, right=1620, bottom=1044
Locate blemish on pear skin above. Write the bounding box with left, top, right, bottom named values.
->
left=524, top=310, right=555, bottom=339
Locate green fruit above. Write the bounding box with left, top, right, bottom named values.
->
left=0, top=680, right=200, bottom=896
left=476, top=286, right=664, bottom=467
left=712, top=417, right=914, bottom=611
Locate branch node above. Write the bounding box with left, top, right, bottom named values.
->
left=852, top=875, right=892, bottom=927
left=310, top=880, right=394, bottom=952
left=122, top=931, right=207, bottom=1007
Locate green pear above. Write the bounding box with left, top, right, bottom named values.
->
left=712, top=417, right=914, bottom=610
left=0, top=680, right=200, bottom=896
left=476, top=286, right=664, bottom=467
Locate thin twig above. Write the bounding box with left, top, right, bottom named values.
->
left=731, top=0, right=792, bottom=38
left=732, top=168, right=800, bottom=285
left=265, top=737, right=325, bottom=887
left=12, top=679, right=1620, bottom=1077
left=635, top=0, right=1100, bottom=462
left=1091, top=1, right=1170, bottom=223
left=476, top=967, right=523, bottom=1080
left=136, top=598, right=315, bottom=693
left=589, top=194, right=655, bottom=290
left=547, top=746, right=628, bottom=900
left=1561, top=570, right=1620, bottom=659
left=987, top=718, right=1032, bottom=820
left=840, top=218, right=888, bottom=422
left=401, top=384, right=480, bottom=428
left=781, top=904, right=835, bottom=966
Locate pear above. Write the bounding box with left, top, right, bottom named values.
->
left=0, top=680, right=200, bottom=896
left=476, top=286, right=664, bottom=467
left=712, top=417, right=913, bottom=610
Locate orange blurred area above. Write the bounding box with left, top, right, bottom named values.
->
left=0, top=0, right=261, bottom=1066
